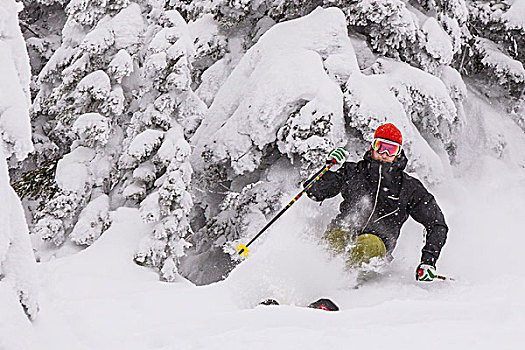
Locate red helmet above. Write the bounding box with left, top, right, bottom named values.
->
left=374, top=123, right=402, bottom=145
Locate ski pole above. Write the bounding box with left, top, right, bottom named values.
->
left=435, top=274, right=455, bottom=281
left=236, top=159, right=337, bottom=257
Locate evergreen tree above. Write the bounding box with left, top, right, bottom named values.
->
left=30, top=1, right=145, bottom=247
left=118, top=5, right=206, bottom=280
left=325, top=0, right=469, bottom=74
left=19, top=0, right=68, bottom=99
left=188, top=8, right=352, bottom=280
left=0, top=0, right=39, bottom=321
left=16, top=1, right=207, bottom=281
left=460, top=1, right=525, bottom=130
left=465, top=1, right=525, bottom=96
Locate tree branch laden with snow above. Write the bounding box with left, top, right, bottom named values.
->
left=0, top=0, right=38, bottom=321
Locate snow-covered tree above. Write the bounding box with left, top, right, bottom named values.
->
left=0, top=0, right=39, bottom=320
left=29, top=2, right=145, bottom=247
left=344, top=58, right=462, bottom=175
left=465, top=1, right=525, bottom=97
left=189, top=8, right=352, bottom=269
left=412, top=0, right=468, bottom=53
left=33, top=112, right=117, bottom=246
left=185, top=14, right=228, bottom=91
left=192, top=8, right=352, bottom=176
left=15, top=1, right=207, bottom=281
left=324, top=0, right=469, bottom=74
left=461, top=1, right=525, bottom=130
left=19, top=0, right=67, bottom=97
left=201, top=180, right=285, bottom=256
left=117, top=5, right=206, bottom=280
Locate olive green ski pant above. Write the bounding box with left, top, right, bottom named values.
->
left=324, top=227, right=386, bottom=268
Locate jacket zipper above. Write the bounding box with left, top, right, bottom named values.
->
left=373, top=208, right=400, bottom=223
left=361, top=163, right=382, bottom=233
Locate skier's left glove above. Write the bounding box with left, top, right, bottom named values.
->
left=416, top=263, right=436, bottom=282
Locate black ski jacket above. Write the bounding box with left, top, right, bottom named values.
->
left=306, top=150, right=448, bottom=266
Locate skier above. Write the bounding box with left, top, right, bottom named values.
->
left=306, top=123, right=448, bottom=282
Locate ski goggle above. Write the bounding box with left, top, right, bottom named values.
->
left=371, top=138, right=401, bottom=157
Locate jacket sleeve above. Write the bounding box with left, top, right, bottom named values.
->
left=303, top=162, right=346, bottom=202
left=407, top=179, right=448, bottom=267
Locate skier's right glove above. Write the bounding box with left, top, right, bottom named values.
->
left=416, top=263, right=437, bottom=282
left=327, top=147, right=349, bottom=172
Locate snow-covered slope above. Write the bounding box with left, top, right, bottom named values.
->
left=4, top=167, right=523, bottom=349
left=3, top=93, right=525, bottom=348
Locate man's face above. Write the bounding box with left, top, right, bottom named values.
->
left=371, top=148, right=397, bottom=163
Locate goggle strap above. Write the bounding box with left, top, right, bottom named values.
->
left=373, top=138, right=401, bottom=147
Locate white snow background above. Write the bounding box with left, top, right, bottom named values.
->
left=2, top=4, right=525, bottom=350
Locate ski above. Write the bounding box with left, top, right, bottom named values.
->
left=259, top=298, right=339, bottom=311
